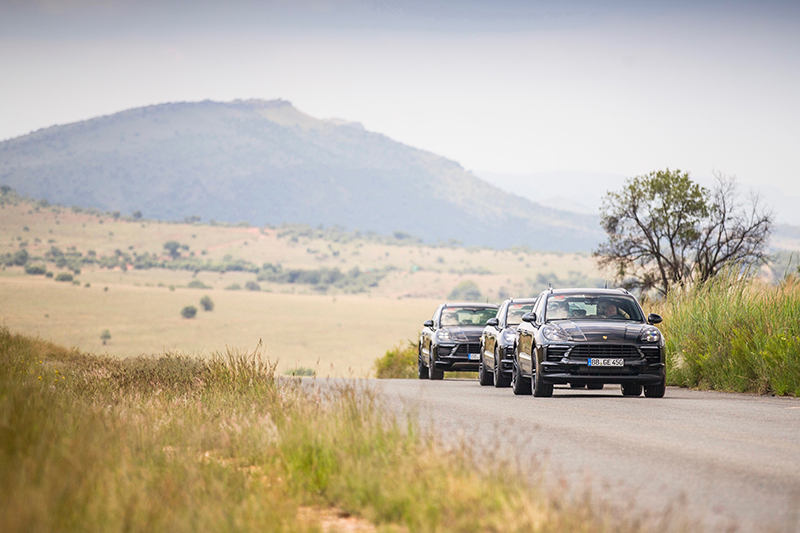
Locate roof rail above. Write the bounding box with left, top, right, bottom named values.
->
left=616, top=288, right=629, bottom=294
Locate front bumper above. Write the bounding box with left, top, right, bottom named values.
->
left=434, top=342, right=481, bottom=372
left=539, top=343, right=665, bottom=385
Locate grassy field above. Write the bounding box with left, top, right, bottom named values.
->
left=0, top=195, right=604, bottom=375
left=0, top=328, right=677, bottom=533
left=0, top=274, right=440, bottom=377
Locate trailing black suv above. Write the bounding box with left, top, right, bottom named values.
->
left=512, top=288, right=666, bottom=397
left=419, top=302, right=499, bottom=380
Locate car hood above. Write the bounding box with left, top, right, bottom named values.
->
left=439, top=325, right=485, bottom=342
left=551, top=321, right=648, bottom=342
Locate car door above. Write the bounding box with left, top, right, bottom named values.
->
left=420, top=306, right=440, bottom=366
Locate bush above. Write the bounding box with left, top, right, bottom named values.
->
left=181, top=305, right=197, bottom=319
left=244, top=281, right=261, bottom=291
left=55, top=273, right=73, bottom=282
left=284, top=367, right=316, bottom=377
left=12, top=249, right=28, bottom=266
left=187, top=280, right=210, bottom=289
left=199, top=296, right=214, bottom=311
left=45, top=272, right=53, bottom=278
left=24, top=264, right=47, bottom=275
left=224, top=283, right=241, bottom=291
left=448, top=280, right=482, bottom=302
left=374, top=341, right=418, bottom=379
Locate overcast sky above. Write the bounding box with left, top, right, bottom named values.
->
left=2, top=0, right=799, bottom=215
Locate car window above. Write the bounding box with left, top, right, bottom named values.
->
left=545, top=294, right=644, bottom=322
left=440, top=307, right=498, bottom=327
left=506, top=303, right=535, bottom=326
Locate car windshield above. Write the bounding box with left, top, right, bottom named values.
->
left=506, top=303, right=535, bottom=326
left=440, top=307, right=498, bottom=327
left=545, top=294, right=644, bottom=322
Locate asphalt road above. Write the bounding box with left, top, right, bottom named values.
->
left=369, top=379, right=800, bottom=532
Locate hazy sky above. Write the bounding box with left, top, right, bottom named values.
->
left=2, top=1, right=799, bottom=206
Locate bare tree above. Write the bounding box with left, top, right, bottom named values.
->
left=595, top=169, right=772, bottom=294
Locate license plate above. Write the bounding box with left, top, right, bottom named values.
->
left=588, top=358, right=624, bottom=367
left=468, top=353, right=480, bottom=361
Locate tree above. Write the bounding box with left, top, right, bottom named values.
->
left=163, top=241, right=181, bottom=259
left=595, top=169, right=772, bottom=295
left=181, top=305, right=197, bottom=319
left=199, top=295, right=214, bottom=311
left=100, top=329, right=111, bottom=345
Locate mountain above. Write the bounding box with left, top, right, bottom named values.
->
left=0, top=99, right=602, bottom=251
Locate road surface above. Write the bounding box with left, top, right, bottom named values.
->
left=368, top=379, right=800, bottom=532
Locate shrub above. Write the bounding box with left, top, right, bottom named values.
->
left=284, top=367, right=316, bottom=377
left=224, top=283, right=241, bottom=291
left=181, top=305, right=197, bottom=319
left=45, top=272, right=53, bottom=278
left=12, top=249, right=28, bottom=266
left=24, top=264, right=47, bottom=275
left=199, top=296, right=214, bottom=311
left=374, top=341, right=418, bottom=379
left=187, top=280, right=210, bottom=289
left=55, top=273, right=73, bottom=282
left=448, top=280, right=482, bottom=302
left=244, top=281, right=261, bottom=291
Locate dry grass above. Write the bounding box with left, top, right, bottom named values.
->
left=0, top=328, right=679, bottom=533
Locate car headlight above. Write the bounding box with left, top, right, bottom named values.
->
left=436, top=330, right=451, bottom=341
left=541, top=324, right=569, bottom=342
left=501, top=329, right=517, bottom=344
left=640, top=327, right=661, bottom=343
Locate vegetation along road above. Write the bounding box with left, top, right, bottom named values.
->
left=372, top=379, right=800, bottom=532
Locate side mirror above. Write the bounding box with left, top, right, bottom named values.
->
left=647, top=313, right=662, bottom=325
left=486, top=317, right=499, bottom=327
left=521, top=313, right=536, bottom=323
left=423, top=319, right=434, bottom=328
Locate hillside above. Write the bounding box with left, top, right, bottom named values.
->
left=0, top=99, right=601, bottom=251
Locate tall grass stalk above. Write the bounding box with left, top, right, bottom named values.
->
left=1, top=328, right=671, bottom=532
left=654, top=272, right=800, bottom=395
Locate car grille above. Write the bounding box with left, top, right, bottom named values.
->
left=438, top=343, right=481, bottom=357
left=546, top=346, right=570, bottom=361
left=569, top=344, right=641, bottom=359
left=455, top=343, right=481, bottom=356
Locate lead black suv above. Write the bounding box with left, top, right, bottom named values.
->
left=419, top=302, right=499, bottom=380
left=513, top=288, right=666, bottom=397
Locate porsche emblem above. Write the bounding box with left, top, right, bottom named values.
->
left=603, top=335, right=608, bottom=339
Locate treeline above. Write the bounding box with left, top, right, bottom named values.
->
left=257, top=263, right=393, bottom=293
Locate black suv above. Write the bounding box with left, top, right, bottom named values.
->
left=513, top=288, right=665, bottom=397
left=419, top=302, right=499, bottom=380
left=479, top=297, right=539, bottom=387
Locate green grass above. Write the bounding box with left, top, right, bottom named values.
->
left=656, top=273, right=800, bottom=396
left=0, top=328, right=666, bottom=532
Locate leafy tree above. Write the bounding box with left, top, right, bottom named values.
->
left=24, top=264, right=47, bottom=275
left=55, top=273, right=74, bottom=282
left=12, top=249, right=28, bottom=266
left=244, top=281, right=261, bottom=291
left=100, top=329, right=111, bottom=345
left=595, top=169, right=772, bottom=294
left=132, top=210, right=142, bottom=220
left=181, top=305, right=197, bottom=319
left=448, top=280, right=482, bottom=302
left=163, top=241, right=181, bottom=259
left=199, top=295, right=214, bottom=311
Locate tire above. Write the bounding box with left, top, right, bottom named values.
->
left=569, top=383, right=586, bottom=389
left=532, top=362, right=554, bottom=397
left=478, top=352, right=493, bottom=386
left=418, top=354, right=429, bottom=380
left=493, top=347, right=511, bottom=388
left=428, top=349, right=444, bottom=380
left=621, top=383, right=642, bottom=396
left=586, top=383, right=604, bottom=390
left=644, top=379, right=666, bottom=398
left=511, top=361, right=532, bottom=395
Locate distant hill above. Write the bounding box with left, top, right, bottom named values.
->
left=0, top=99, right=602, bottom=251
